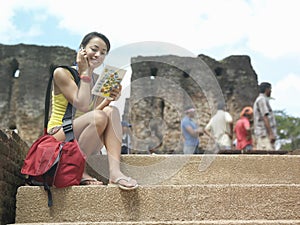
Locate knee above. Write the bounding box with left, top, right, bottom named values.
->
left=93, top=110, right=108, bottom=127
left=103, top=105, right=120, bottom=116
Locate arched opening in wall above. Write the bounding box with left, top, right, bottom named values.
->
left=10, top=58, right=20, bottom=78
left=214, top=67, right=223, bottom=76
left=150, top=67, right=157, bottom=80
left=160, top=100, right=165, bottom=119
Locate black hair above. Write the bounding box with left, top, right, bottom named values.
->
left=217, top=102, right=225, bottom=110
left=259, top=82, right=271, bottom=93
left=79, top=32, right=110, bottom=53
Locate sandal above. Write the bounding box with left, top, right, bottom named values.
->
left=109, top=177, right=138, bottom=190
left=80, top=177, right=103, bottom=185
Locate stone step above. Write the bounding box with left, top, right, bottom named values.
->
left=11, top=220, right=300, bottom=225
left=15, top=184, right=300, bottom=223
left=86, top=155, right=300, bottom=185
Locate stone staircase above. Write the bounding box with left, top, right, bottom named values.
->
left=13, top=154, right=300, bottom=225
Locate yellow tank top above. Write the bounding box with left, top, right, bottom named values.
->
left=47, top=68, right=99, bottom=132
left=47, top=91, right=96, bottom=132
left=47, top=67, right=102, bottom=131
left=47, top=93, right=68, bottom=131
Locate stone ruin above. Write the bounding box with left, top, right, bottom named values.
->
left=0, top=44, right=76, bottom=145
left=125, top=55, right=259, bottom=153
left=0, top=44, right=259, bottom=151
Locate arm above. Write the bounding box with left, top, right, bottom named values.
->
left=226, top=122, right=233, bottom=139
left=203, top=120, right=214, bottom=140
left=245, top=127, right=252, bottom=141
left=53, top=48, right=93, bottom=112
left=258, top=98, right=276, bottom=144
left=185, top=126, right=203, bottom=138
left=203, top=129, right=214, bottom=140
left=244, top=119, right=252, bottom=141
left=95, top=97, right=111, bottom=110
left=53, top=67, right=91, bottom=112
left=225, top=112, right=233, bottom=139
left=94, top=84, right=122, bottom=110
left=263, top=115, right=276, bottom=143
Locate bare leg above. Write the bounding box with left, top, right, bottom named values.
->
left=52, top=108, right=137, bottom=187
left=76, top=111, right=109, bottom=184
left=102, top=106, right=138, bottom=187
left=74, top=110, right=108, bottom=156
left=53, top=110, right=108, bottom=184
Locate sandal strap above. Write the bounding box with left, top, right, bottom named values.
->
left=80, top=177, right=97, bottom=183
left=114, top=177, right=131, bottom=183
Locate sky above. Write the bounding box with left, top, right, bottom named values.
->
left=1, top=0, right=300, bottom=118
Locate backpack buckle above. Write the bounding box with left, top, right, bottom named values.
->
left=62, top=119, right=74, bottom=141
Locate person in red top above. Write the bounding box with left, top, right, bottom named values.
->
left=234, top=106, right=253, bottom=152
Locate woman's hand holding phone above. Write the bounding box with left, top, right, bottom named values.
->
left=76, top=47, right=90, bottom=76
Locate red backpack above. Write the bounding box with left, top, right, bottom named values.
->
left=21, top=66, right=86, bottom=207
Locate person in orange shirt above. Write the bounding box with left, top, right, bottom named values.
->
left=234, top=106, right=253, bottom=152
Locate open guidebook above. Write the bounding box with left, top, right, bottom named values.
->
left=91, top=65, right=127, bottom=100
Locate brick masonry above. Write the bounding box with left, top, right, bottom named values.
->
left=0, top=129, right=28, bottom=225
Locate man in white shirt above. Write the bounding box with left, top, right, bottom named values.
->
left=204, top=102, right=233, bottom=151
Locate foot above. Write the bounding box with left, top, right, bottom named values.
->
left=110, top=176, right=138, bottom=190
left=80, top=177, right=103, bottom=185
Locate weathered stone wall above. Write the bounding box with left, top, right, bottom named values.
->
left=127, top=55, right=259, bottom=153
left=198, top=54, right=259, bottom=116
left=0, top=129, right=28, bottom=225
left=0, top=44, right=76, bottom=145
left=0, top=44, right=259, bottom=152
left=0, top=44, right=259, bottom=223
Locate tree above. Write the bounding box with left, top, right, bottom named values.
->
left=274, top=110, right=300, bottom=150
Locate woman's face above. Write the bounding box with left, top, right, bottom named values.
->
left=84, top=37, right=108, bottom=69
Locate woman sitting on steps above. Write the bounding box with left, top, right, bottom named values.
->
left=47, top=31, right=138, bottom=190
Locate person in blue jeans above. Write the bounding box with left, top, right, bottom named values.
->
left=181, top=106, right=203, bottom=154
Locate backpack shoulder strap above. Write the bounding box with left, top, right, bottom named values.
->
left=44, top=65, right=80, bottom=141
left=58, top=65, right=80, bottom=85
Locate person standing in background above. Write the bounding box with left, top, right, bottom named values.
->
left=234, top=106, right=253, bottom=152
left=121, top=121, right=132, bottom=154
left=253, top=82, right=277, bottom=150
left=181, top=106, right=203, bottom=154
left=204, top=102, right=233, bottom=151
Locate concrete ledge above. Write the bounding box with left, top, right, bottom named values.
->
left=16, top=184, right=300, bottom=223
left=86, top=155, right=300, bottom=185
left=11, top=220, right=300, bottom=225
